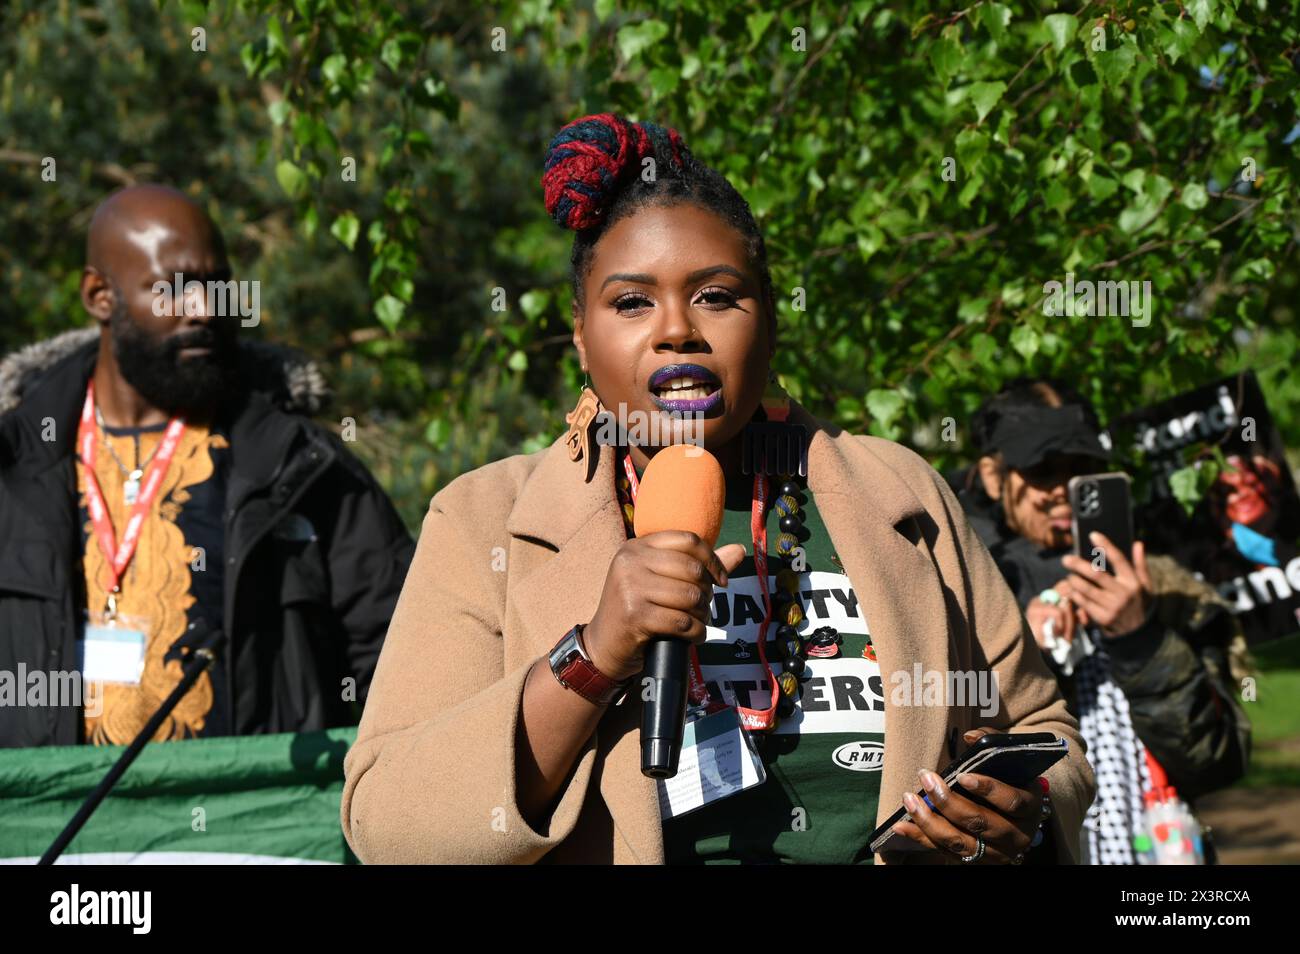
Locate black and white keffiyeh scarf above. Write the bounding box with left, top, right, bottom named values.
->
left=1073, top=631, right=1152, bottom=865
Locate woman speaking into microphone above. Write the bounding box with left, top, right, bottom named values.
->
left=341, top=113, right=1095, bottom=864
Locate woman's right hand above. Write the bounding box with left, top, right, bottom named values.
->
left=583, top=531, right=748, bottom=683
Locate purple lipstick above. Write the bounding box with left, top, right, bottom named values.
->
left=648, top=363, right=723, bottom=413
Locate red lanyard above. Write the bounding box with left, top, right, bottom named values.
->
left=619, top=450, right=782, bottom=731
left=78, top=380, right=186, bottom=613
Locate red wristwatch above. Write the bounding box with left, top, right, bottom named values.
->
left=548, top=623, right=632, bottom=706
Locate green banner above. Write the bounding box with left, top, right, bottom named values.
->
left=0, top=728, right=356, bottom=864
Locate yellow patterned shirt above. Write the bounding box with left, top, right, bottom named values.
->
left=76, top=418, right=231, bottom=745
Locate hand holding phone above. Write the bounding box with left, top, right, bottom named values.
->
left=870, top=730, right=1067, bottom=863
left=1058, top=539, right=1154, bottom=637
left=1060, top=473, right=1154, bottom=637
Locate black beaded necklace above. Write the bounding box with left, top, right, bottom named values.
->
left=767, top=478, right=847, bottom=716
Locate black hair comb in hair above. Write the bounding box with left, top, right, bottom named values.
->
left=741, top=376, right=808, bottom=477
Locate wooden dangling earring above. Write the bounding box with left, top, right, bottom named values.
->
left=564, top=370, right=604, bottom=467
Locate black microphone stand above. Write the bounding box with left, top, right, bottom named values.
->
left=38, top=620, right=225, bottom=866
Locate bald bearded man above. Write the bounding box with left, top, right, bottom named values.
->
left=0, top=185, right=415, bottom=748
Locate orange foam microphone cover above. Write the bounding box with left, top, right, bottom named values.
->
left=632, top=444, right=726, bottom=548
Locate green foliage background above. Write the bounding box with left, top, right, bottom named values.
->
left=2, top=0, right=1297, bottom=533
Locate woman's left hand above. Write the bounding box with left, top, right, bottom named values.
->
left=889, top=727, right=1046, bottom=864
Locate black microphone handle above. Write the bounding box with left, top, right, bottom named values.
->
left=640, top=636, right=690, bottom=778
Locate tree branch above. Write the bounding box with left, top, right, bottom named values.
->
left=0, top=148, right=140, bottom=187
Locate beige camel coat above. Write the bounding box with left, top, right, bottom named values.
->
left=341, top=399, right=1095, bottom=864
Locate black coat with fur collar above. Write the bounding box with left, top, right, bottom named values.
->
left=0, top=329, right=415, bottom=747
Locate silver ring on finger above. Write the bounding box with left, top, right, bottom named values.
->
left=959, top=836, right=985, bottom=864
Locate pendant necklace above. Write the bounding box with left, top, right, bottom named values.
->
left=95, top=406, right=163, bottom=506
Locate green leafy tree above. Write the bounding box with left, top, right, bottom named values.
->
left=506, top=0, right=1299, bottom=466
left=3, top=0, right=1298, bottom=532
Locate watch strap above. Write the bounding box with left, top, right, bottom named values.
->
left=550, top=624, right=630, bottom=706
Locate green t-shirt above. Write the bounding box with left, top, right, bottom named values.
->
left=661, top=482, right=885, bottom=864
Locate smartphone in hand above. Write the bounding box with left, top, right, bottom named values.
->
left=1068, top=472, right=1134, bottom=574
left=868, top=732, right=1068, bottom=855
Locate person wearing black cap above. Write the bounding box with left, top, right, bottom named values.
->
left=954, top=379, right=1252, bottom=865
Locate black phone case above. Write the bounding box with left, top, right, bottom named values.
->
left=1069, top=472, right=1134, bottom=570
left=868, top=732, right=1068, bottom=854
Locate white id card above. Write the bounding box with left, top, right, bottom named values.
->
left=79, top=615, right=149, bottom=685
left=656, top=707, right=767, bottom=820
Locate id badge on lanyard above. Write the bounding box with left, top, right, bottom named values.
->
left=656, top=706, right=768, bottom=820
left=80, top=607, right=151, bottom=686
left=75, top=380, right=182, bottom=687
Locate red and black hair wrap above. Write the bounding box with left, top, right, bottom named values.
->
left=542, top=113, right=687, bottom=231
